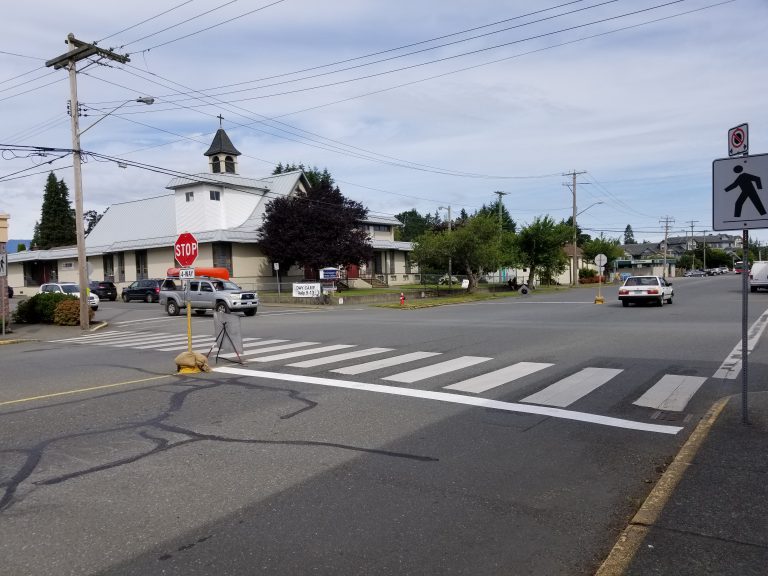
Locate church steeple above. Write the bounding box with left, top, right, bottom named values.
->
left=204, top=119, right=241, bottom=174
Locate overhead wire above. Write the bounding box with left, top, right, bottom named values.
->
left=97, top=0, right=197, bottom=44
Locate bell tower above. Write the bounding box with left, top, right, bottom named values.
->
left=204, top=117, right=241, bottom=174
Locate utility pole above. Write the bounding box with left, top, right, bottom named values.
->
left=439, top=205, right=452, bottom=291
left=563, top=171, right=586, bottom=286
left=493, top=191, right=508, bottom=239
left=46, top=34, right=129, bottom=332
left=702, top=230, right=707, bottom=271
left=686, top=220, right=699, bottom=269
left=659, top=216, right=674, bottom=277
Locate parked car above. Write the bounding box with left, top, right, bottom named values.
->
left=684, top=269, right=706, bottom=277
left=39, top=282, right=99, bottom=310
left=159, top=277, right=259, bottom=316
left=618, top=275, right=673, bottom=307
left=88, top=280, right=117, bottom=301
left=121, top=279, right=165, bottom=303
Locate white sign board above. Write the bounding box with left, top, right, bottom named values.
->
left=179, top=267, right=195, bottom=279
left=292, top=283, right=321, bottom=298
left=713, top=154, right=768, bottom=231
left=728, top=123, right=748, bottom=157
left=594, top=253, right=607, bottom=267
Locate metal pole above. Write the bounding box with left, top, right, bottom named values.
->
left=447, top=206, right=452, bottom=292
left=572, top=173, right=578, bottom=286
left=66, top=42, right=89, bottom=332
left=742, top=228, right=749, bottom=424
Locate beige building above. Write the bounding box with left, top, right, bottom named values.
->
left=6, top=129, right=416, bottom=296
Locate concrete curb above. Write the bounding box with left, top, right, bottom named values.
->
left=594, top=395, right=731, bottom=576
left=0, top=321, right=109, bottom=345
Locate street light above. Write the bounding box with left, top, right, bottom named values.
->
left=576, top=201, right=604, bottom=217
left=70, top=95, right=154, bottom=331
left=438, top=205, right=452, bottom=291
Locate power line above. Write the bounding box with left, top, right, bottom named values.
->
left=0, top=50, right=45, bottom=61
left=98, top=0, right=197, bottom=44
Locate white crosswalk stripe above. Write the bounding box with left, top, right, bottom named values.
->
left=383, top=356, right=492, bottom=384
left=444, top=362, right=554, bottom=393
left=632, top=374, right=708, bottom=411
left=247, top=344, right=356, bottom=363
left=287, top=348, right=394, bottom=368
left=47, top=331, right=711, bottom=414
left=331, top=351, right=442, bottom=375
left=520, top=367, right=623, bottom=407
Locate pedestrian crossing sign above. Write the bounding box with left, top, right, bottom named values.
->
left=713, top=153, right=768, bottom=231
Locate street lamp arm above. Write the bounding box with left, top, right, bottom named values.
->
left=78, top=96, right=154, bottom=137
left=576, top=201, right=604, bottom=217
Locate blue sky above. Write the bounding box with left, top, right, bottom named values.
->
left=1, top=0, right=767, bottom=244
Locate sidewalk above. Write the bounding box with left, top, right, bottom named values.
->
left=0, top=321, right=106, bottom=344
left=599, top=392, right=768, bottom=575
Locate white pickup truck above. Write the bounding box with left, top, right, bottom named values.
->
left=159, top=278, right=259, bottom=316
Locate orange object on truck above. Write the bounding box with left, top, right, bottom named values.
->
left=166, top=267, right=230, bottom=280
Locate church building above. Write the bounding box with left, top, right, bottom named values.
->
left=6, top=129, right=417, bottom=295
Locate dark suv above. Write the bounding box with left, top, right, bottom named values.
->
left=89, top=280, right=117, bottom=301
left=121, top=279, right=165, bottom=303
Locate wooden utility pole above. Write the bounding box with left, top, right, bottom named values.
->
left=563, top=171, right=586, bottom=286
left=659, top=216, right=674, bottom=277
left=46, top=35, right=129, bottom=331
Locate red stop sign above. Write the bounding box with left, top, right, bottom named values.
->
left=174, top=232, right=198, bottom=267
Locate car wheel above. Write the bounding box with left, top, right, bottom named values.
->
left=145, top=293, right=154, bottom=303
left=122, top=294, right=129, bottom=302
left=91, top=306, right=98, bottom=312
left=166, top=301, right=180, bottom=316
left=622, top=300, right=629, bottom=307
left=194, top=310, right=207, bottom=316
left=215, top=301, right=229, bottom=314
left=244, top=309, right=256, bottom=317
left=658, top=297, right=664, bottom=307
left=667, top=295, right=673, bottom=304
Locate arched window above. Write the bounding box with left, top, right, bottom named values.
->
left=225, top=155, right=235, bottom=173
left=211, top=156, right=221, bottom=173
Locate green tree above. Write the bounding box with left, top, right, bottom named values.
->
left=32, top=172, right=76, bottom=249
left=273, top=162, right=333, bottom=190
left=581, top=236, right=623, bottom=272
left=412, top=213, right=515, bottom=292
left=84, top=209, right=104, bottom=236
left=477, top=199, right=516, bottom=233
left=260, top=172, right=372, bottom=276
left=394, top=209, right=430, bottom=241
left=561, top=216, right=591, bottom=246
left=516, top=216, right=571, bottom=285
left=623, top=225, right=636, bottom=244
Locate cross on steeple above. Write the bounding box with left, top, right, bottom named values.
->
left=217, top=114, right=224, bottom=127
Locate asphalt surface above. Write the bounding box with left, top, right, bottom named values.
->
left=0, top=279, right=768, bottom=576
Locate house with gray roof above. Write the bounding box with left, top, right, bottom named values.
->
left=6, top=129, right=417, bottom=295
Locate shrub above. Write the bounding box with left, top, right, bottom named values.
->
left=12, top=293, right=75, bottom=324
left=53, top=299, right=82, bottom=325
left=579, top=268, right=597, bottom=279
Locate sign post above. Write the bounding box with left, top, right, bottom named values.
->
left=594, top=253, right=607, bottom=304
left=175, top=232, right=199, bottom=353
left=274, top=262, right=280, bottom=303
left=713, top=134, right=764, bottom=424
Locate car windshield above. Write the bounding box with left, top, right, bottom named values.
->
left=625, top=277, right=658, bottom=287
left=214, top=280, right=242, bottom=290
left=61, top=285, right=80, bottom=294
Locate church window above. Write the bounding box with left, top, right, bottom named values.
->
left=225, top=156, right=235, bottom=173
left=210, top=190, right=220, bottom=201
left=211, top=156, right=221, bottom=173
left=185, top=192, right=194, bottom=202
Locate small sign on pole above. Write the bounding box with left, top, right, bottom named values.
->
left=728, top=123, right=748, bottom=157
left=179, top=267, right=194, bottom=279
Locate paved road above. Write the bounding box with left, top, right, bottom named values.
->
left=1, top=275, right=766, bottom=575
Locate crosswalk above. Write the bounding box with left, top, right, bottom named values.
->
left=50, top=329, right=710, bottom=416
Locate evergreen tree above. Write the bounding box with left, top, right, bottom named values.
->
left=477, top=200, right=516, bottom=233
left=624, top=224, right=636, bottom=244
left=33, top=172, right=76, bottom=249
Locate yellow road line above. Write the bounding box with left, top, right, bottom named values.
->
left=0, top=374, right=174, bottom=407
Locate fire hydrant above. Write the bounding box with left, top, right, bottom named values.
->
left=400, top=292, right=405, bottom=306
